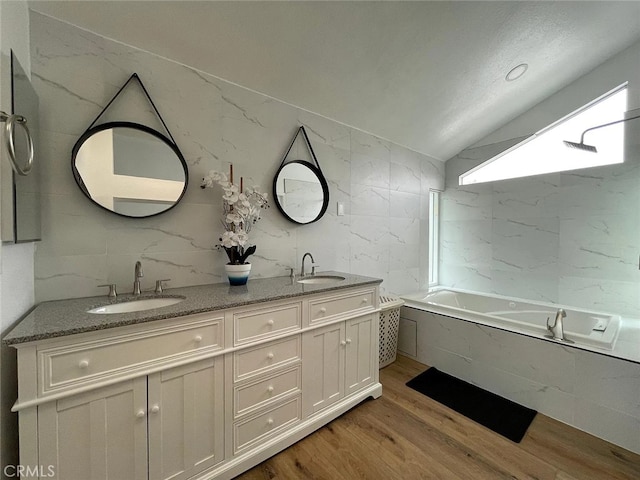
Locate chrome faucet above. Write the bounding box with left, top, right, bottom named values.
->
left=133, top=261, right=144, bottom=295
left=546, top=308, right=566, bottom=341
left=300, top=252, right=317, bottom=277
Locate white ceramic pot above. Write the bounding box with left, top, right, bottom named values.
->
left=224, top=263, right=251, bottom=286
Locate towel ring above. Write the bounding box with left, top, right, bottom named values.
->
left=0, top=111, right=34, bottom=176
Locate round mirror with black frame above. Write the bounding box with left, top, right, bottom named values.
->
left=273, top=160, right=329, bottom=224
left=71, top=122, right=188, bottom=218
left=273, top=126, right=330, bottom=225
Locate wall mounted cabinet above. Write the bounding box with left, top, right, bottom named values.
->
left=1, top=50, right=41, bottom=242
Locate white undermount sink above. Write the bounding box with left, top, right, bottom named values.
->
left=297, top=275, right=346, bottom=285
left=87, top=296, right=185, bottom=314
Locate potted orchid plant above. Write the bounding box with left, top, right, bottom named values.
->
left=201, top=166, right=269, bottom=285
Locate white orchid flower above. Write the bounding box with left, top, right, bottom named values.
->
left=201, top=175, right=215, bottom=188
left=235, top=232, right=248, bottom=246
left=223, top=189, right=239, bottom=204
left=204, top=167, right=269, bottom=259
left=236, top=205, right=250, bottom=216
left=211, top=171, right=228, bottom=183
left=226, top=212, right=243, bottom=225
left=220, top=230, right=238, bottom=248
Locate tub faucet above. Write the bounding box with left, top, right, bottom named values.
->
left=300, top=252, right=317, bottom=277
left=546, top=308, right=566, bottom=341
left=133, top=261, right=144, bottom=295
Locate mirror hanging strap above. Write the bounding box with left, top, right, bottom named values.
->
left=86, top=73, right=178, bottom=146
left=279, top=126, right=322, bottom=170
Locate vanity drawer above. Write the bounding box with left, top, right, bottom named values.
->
left=234, top=365, right=301, bottom=418
left=308, top=288, right=376, bottom=325
left=233, top=302, right=301, bottom=345
left=234, top=335, right=301, bottom=382
left=233, top=396, right=301, bottom=453
left=39, top=316, right=223, bottom=393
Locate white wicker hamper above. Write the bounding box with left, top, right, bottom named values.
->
left=378, top=295, right=405, bottom=368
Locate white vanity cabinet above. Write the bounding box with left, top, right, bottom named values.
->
left=12, top=282, right=382, bottom=480
left=23, top=313, right=226, bottom=480
left=303, top=313, right=377, bottom=416
left=37, top=357, right=224, bottom=480
left=148, top=358, right=225, bottom=480
left=37, top=378, right=148, bottom=480
left=226, top=300, right=304, bottom=456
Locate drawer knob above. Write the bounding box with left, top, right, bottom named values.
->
left=194, top=335, right=203, bottom=343
left=267, top=385, right=274, bottom=394
left=362, top=297, right=369, bottom=304
left=78, top=360, right=90, bottom=369
left=267, top=418, right=274, bottom=426
left=319, top=307, right=327, bottom=314
left=267, top=319, right=275, bottom=326
left=340, top=340, right=346, bottom=346
left=267, top=352, right=275, bottom=360
left=136, top=409, right=146, bottom=419
left=150, top=405, right=160, bottom=414
left=346, top=338, right=352, bottom=344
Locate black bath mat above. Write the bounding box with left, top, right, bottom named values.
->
left=406, top=367, right=537, bottom=443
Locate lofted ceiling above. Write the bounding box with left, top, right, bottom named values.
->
left=29, top=1, right=640, bottom=161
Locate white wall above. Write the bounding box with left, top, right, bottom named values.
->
left=0, top=1, right=36, bottom=477
left=439, top=40, right=640, bottom=319
left=30, top=11, right=444, bottom=302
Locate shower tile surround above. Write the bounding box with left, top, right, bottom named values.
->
left=440, top=134, right=640, bottom=318
left=30, top=11, right=444, bottom=302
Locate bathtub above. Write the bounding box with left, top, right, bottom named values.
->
left=400, top=288, right=621, bottom=350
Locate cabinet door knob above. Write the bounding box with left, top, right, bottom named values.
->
left=267, top=385, right=274, bottom=394
left=346, top=338, right=352, bottom=344
left=150, top=405, right=160, bottom=414
left=362, top=297, right=369, bottom=304
left=319, top=307, right=327, bottom=314
left=340, top=340, right=346, bottom=346
left=78, top=360, right=89, bottom=369
left=267, top=319, right=275, bottom=326
left=267, top=418, right=274, bottom=426
left=135, top=409, right=146, bottom=418
left=267, top=352, right=275, bottom=360
left=194, top=335, right=203, bottom=343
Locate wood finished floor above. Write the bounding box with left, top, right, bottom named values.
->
left=236, top=355, right=640, bottom=480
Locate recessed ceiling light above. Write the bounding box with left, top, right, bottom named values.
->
left=505, top=63, right=528, bottom=82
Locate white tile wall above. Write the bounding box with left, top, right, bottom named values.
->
left=440, top=139, right=640, bottom=317
left=405, top=307, right=640, bottom=454
left=30, top=11, right=445, bottom=301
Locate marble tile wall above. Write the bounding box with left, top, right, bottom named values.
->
left=30, top=11, right=444, bottom=302
left=402, top=307, right=640, bottom=454
left=440, top=134, right=640, bottom=318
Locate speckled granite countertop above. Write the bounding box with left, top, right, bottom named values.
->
left=3, top=272, right=382, bottom=346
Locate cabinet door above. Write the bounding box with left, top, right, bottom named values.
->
left=38, top=378, right=148, bottom=480
left=302, top=322, right=345, bottom=416
left=148, top=357, right=224, bottom=480
left=345, top=314, right=376, bottom=396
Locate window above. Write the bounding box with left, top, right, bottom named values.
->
left=428, top=190, right=439, bottom=286
left=460, top=84, right=628, bottom=185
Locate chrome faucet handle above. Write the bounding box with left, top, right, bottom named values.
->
left=310, top=263, right=320, bottom=276
left=300, top=252, right=315, bottom=277
left=135, top=261, right=144, bottom=277
left=285, top=267, right=296, bottom=279
left=98, top=284, right=117, bottom=298
left=155, top=279, right=171, bottom=294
